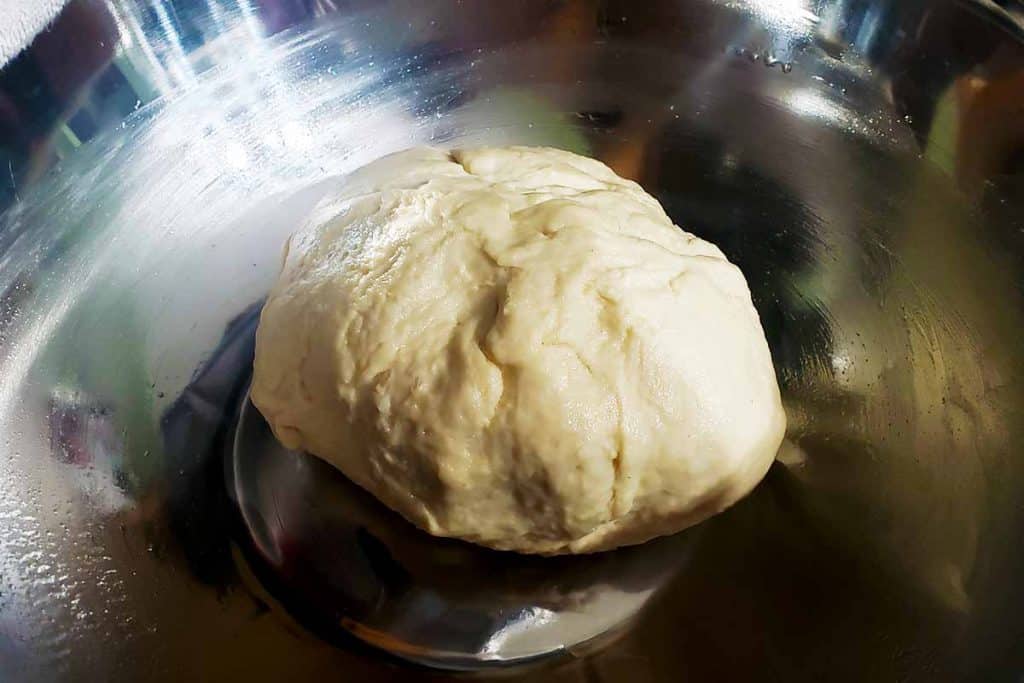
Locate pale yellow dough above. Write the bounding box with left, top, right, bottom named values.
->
left=251, top=146, right=786, bottom=554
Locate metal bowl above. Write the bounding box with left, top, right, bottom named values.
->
left=2, top=0, right=1024, bottom=680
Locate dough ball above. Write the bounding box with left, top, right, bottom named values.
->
left=252, top=146, right=786, bottom=554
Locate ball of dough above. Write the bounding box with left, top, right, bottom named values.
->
left=252, top=146, right=785, bottom=554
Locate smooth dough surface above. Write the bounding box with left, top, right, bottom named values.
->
left=252, top=146, right=786, bottom=554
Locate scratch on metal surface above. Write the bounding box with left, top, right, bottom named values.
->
left=8, top=161, right=19, bottom=203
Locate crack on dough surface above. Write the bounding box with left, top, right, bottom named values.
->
left=251, top=145, right=786, bottom=554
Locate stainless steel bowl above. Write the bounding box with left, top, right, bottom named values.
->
left=2, top=0, right=1024, bottom=680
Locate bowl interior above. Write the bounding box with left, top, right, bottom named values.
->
left=1, top=0, right=1023, bottom=680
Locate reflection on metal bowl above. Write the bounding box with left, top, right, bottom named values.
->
left=0, top=0, right=1023, bottom=680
